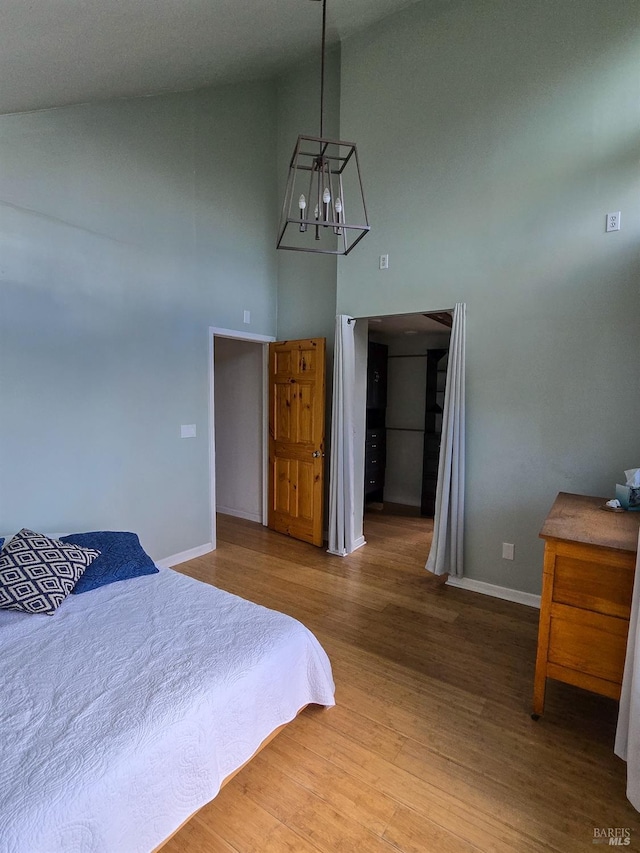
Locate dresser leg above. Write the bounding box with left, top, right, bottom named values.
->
left=531, top=544, right=555, bottom=720
left=532, top=667, right=546, bottom=718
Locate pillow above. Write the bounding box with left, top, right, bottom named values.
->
left=60, top=531, right=158, bottom=594
left=0, top=538, right=4, bottom=551
left=0, top=529, right=100, bottom=615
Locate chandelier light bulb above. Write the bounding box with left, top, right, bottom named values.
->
left=334, top=197, right=343, bottom=235
left=322, top=187, right=331, bottom=225
left=298, top=194, right=308, bottom=232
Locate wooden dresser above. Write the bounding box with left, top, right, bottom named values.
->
left=533, top=492, right=640, bottom=718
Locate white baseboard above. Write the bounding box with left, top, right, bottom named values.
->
left=217, top=506, right=263, bottom=524
left=445, top=576, right=540, bottom=609
left=327, top=535, right=367, bottom=557
left=156, top=543, right=213, bottom=569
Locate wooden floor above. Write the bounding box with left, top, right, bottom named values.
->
left=163, top=510, right=640, bottom=853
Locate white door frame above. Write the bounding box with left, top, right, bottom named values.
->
left=208, top=326, right=276, bottom=550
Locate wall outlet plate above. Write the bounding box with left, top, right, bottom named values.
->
left=606, top=212, right=621, bottom=232
left=502, top=542, right=514, bottom=560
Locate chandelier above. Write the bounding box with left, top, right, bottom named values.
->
left=276, top=0, right=370, bottom=255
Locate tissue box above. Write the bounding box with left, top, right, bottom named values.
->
left=615, top=483, right=640, bottom=511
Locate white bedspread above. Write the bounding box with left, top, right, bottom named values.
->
left=0, top=568, right=335, bottom=852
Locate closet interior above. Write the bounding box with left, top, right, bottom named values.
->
left=364, top=313, right=451, bottom=516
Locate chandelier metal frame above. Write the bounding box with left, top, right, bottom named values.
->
left=276, top=0, right=370, bottom=255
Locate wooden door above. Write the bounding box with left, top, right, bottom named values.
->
left=268, top=338, right=326, bottom=546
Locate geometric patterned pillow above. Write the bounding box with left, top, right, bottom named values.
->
left=0, top=529, right=100, bottom=615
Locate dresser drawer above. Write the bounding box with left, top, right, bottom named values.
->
left=364, top=429, right=385, bottom=496
left=365, top=449, right=383, bottom=468
left=366, top=432, right=384, bottom=452
left=548, top=603, right=629, bottom=685
left=365, top=475, right=383, bottom=494
left=552, top=552, right=634, bottom=619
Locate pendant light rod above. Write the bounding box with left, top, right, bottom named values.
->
left=319, top=0, right=326, bottom=139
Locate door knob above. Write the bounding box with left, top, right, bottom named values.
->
left=312, top=450, right=324, bottom=458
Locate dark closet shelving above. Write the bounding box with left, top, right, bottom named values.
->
left=420, top=349, right=448, bottom=517
left=365, top=341, right=388, bottom=503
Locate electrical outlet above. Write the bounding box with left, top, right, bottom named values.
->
left=606, top=212, right=621, bottom=232
left=502, top=542, right=514, bottom=560
left=243, top=310, right=251, bottom=324
left=379, top=254, right=389, bottom=270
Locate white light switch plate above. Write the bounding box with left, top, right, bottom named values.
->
left=181, top=424, right=196, bottom=438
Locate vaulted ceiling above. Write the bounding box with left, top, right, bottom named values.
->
left=0, top=0, right=420, bottom=115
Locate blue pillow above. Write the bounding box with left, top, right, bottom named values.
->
left=0, top=538, right=4, bottom=550
left=59, top=531, right=158, bottom=594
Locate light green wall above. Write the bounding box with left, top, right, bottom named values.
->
left=0, top=82, right=278, bottom=559
left=338, top=0, right=640, bottom=593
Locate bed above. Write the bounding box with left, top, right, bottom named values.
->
left=0, top=565, right=335, bottom=852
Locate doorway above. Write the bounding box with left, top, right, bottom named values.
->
left=356, top=311, right=452, bottom=535
left=209, top=329, right=327, bottom=552
left=208, top=327, right=274, bottom=549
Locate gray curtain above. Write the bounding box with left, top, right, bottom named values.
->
left=425, top=302, right=466, bottom=577
left=327, top=315, right=358, bottom=557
